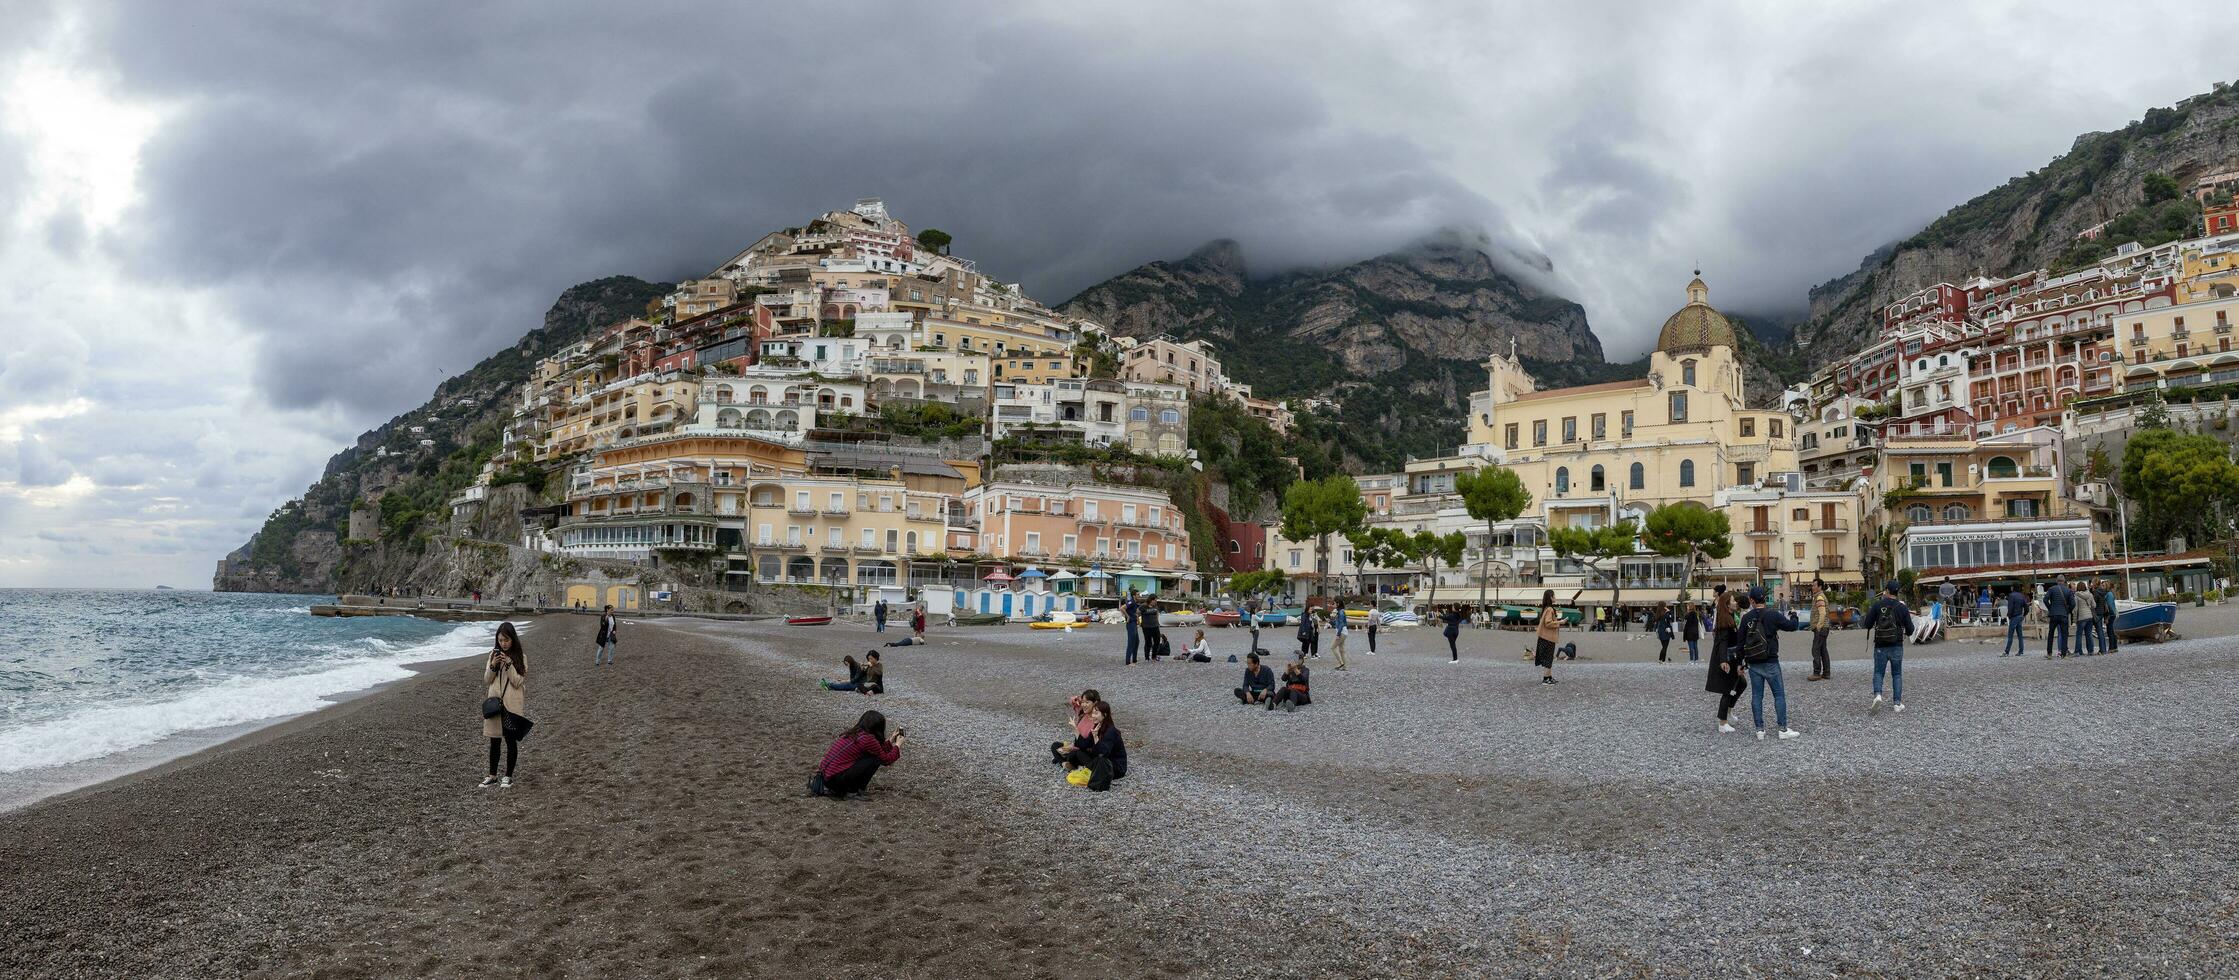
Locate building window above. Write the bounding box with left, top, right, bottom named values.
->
left=1740, top=417, right=1756, bottom=438
left=1533, top=420, right=1547, bottom=447
left=1130, top=407, right=1149, bottom=422
left=1562, top=417, right=1577, bottom=443
left=1679, top=460, right=1695, bottom=487
left=1986, top=455, right=2018, bottom=478
left=1590, top=465, right=1605, bottom=492
left=1591, top=414, right=1606, bottom=440
left=1906, top=504, right=1932, bottom=523
left=1555, top=467, right=1570, bottom=495
left=1620, top=411, right=1633, bottom=439
left=1159, top=409, right=1180, bottom=424
left=1505, top=423, right=1519, bottom=450
left=1629, top=462, right=1644, bottom=490
left=1736, top=462, right=1756, bottom=487
left=1669, top=392, right=1688, bottom=423
left=2008, top=498, right=2040, bottom=518
left=1770, top=418, right=1784, bottom=438
left=1941, top=504, right=1971, bottom=522
left=1682, top=361, right=1696, bottom=386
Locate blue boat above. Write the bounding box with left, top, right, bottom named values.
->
left=2113, top=600, right=2179, bottom=642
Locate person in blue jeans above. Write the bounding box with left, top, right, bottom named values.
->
left=2000, top=586, right=2030, bottom=656
left=1682, top=602, right=1702, bottom=662
left=1122, top=592, right=1141, bottom=665
left=2095, top=580, right=2120, bottom=653
left=1859, top=580, right=1913, bottom=713
left=2043, top=578, right=2074, bottom=658
left=1734, top=587, right=1802, bottom=740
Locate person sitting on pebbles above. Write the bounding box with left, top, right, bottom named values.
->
left=820, top=651, right=884, bottom=694
left=1050, top=701, right=1127, bottom=786
left=809, top=709, right=904, bottom=800
left=1266, top=657, right=1311, bottom=712
left=1234, top=653, right=1275, bottom=705
left=1184, top=629, right=1212, bottom=663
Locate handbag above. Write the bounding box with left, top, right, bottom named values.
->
left=481, top=696, right=505, bottom=718
left=502, top=712, right=534, bottom=740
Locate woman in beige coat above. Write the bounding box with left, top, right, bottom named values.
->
left=481, top=621, right=528, bottom=788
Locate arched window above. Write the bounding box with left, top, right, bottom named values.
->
left=1678, top=459, right=1695, bottom=487
left=1986, top=455, right=2018, bottom=478
left=1159, top=409, right=1180, bottom=424
left=1669, top=391, right=1688, bottom=423
left=1681, top=360, right=1696, bottom=386
left=1941, top=504, right=1971, bottom=522
left=1906, top=504, right=1932, bottom=523
left=1590, top=465, right=1606, bottom=492
left=1629, top=462, right=1645, bottom=490
left=1129, top=407, right=1149, bottom=422
left=1555, top=467, right=1570, bottom=495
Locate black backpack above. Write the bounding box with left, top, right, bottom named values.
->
left=1739, top=611, right=1774, bottom=664
left=1872, top=599, right=1904, bottom=647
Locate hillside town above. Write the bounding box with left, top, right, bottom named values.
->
left=431, top=190, right=2239, bottom=616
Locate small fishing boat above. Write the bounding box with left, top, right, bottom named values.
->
left=952, top=612, right=1007, bottom=626
left=1204, top=610, right=1242, bottom=628
left=1030, top=611, right=1093, bottom=631
left=2113, top=600, right=2179, bottom=642
left=785, top=615, right=833, bottom=626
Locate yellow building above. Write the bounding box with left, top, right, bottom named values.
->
left=2114, top=291, right=2239, bottom=389
left=994, top=350, right=1087, bottom=384
left=541, top=373, right=702, bottom=461
left=1466, top=278, right=1798, bottom=530
left=555, top=434, right=808, bottom=558
left=2177, top=239, right=2239, bottom=303
left=742, top=474, right=950, bottom=586
left=1722, top=487, right=1865, bottom=588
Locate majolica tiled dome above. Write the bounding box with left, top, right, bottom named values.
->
left=1656, top=275, right=1737, bottom=352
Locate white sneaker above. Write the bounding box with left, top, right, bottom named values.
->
left=478, top=775, right=498, bottom=788
left=1719, top=723, right=1736, bottom=733
left=499, top=777, right=513, bottom=789
left=1755, top=730, right=1766, bottom=741
left=1893, top=702, right=1905, bottom=714
left=1870, top=694, right=1884, bottom=713
left=1778, top=729, right=1800, bottom=740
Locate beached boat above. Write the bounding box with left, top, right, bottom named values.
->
left=1030, top=612, right=1093, bottom=631
left=1204, top=610, right=1242, bottom=628
left=951, top=612, right=1007, bottom=626
left=2113, top=600, right=2179, bottom=642
left=784, top=615, right=832, bottom=626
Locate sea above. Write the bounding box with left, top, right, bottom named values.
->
left=0, top=589, right=503, bottom=809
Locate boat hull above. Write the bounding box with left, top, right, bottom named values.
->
left=2113, top=601, right=2178, bottom=641
left=785, top=616, right=832, bottom=626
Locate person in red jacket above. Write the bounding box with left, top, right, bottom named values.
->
left=809, top=710, right=904, bottom=799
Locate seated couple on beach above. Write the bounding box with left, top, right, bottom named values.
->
left=1235, top=655, right=1310, bottom=711
left=820, top=652, right=884, bottom=694
left=810, top=709, right=905, bottom=799
left=1050, top=690, right=1127, bottom=790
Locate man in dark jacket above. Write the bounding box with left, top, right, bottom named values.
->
left=2001, top=586, right=2030, bottom=656
left=2095, top=580, right=2120, bottom=653
left=1234, top=654, right=1275, bottom=705
left=2043, top=579, right=2074, bottom=658
left=1736, top=587, right=1802, bottom=740
left=1860, top=580, right=1914, bottom=714
left=874, top=599, right=888, bottom=633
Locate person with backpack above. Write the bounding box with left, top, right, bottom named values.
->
left=1860, top=580, right=1913, bottom=714
left=2001, top=585, right=2031, bottom=657
left=1735, top=587, right=1802, bottom=740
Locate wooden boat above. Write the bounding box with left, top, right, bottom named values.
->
left=1204, top=610, right=1242, bottom=628
left=2113, top=600, right=2178, bottom=642
left=952, top=612, right=1007, bottom=626
left=785, top=616, right=833, bottom=626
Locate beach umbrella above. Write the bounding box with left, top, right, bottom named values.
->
left=983, top=569, right=1014, bottom=583
left=1049, top=569, right=1079, bottom=581
left=1083, top=569, right=1112, bottom=579
left=1018, top=567, right=1048, bottom=578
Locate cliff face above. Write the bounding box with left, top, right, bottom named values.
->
left=1797, top=86, right=2239, bottom=363
left=1062, top=233, right=1608, bottom=470
left=213, top=276, right=673, bottom=595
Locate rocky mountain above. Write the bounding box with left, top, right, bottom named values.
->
left=214, top=276, right=672, bottom=594
left=1797, top=82, right=2239, bottom=362
left=1062, top=233, right=1610, bottom=471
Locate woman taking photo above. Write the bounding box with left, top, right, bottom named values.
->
left=1051, top=702, right=1128, bottom=783
left=480, top=622, right=528, bottom=788
left=1442, top=605, right=1467, bottom=663
left=811, top=709, right=905, bottom=799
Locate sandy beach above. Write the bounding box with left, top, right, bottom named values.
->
left=4, top=610, right=2237, bottom=977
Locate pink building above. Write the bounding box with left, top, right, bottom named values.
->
left=964, top=480, right=1192, bottom=573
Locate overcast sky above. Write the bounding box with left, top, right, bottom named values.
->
left=1, top=1, right=2232, bottom=588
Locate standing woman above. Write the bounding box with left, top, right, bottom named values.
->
left=1296, top=608, right=1319, bottom=660
left=594, top=604, right=620, bottom=666
left=1704, top=592, right=1747, bottom=733
left=480, top=622, right=528, bottom=788
left=910, top=604, right=926, bottom=642
left=1682, top=601, right=1703, bottom=662
left=1534, top=590, right=1561, bottom=685
left=1652, top=602, right=1674, bottom=662
left=1366, top=607, right=1380, bottom=654
left=1442, top=605, right=1466, bottom=663
left=1122, top=591, right=1141, bottom=666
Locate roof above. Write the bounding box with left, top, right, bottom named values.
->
left=1656, top=276, right=1738, bottom=352
left=807, top=448, right=963, bottom=480
left=1510, top=378, right=1653, bottom=403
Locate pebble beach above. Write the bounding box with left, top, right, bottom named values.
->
left=4, top=611, right=2237, bottom=978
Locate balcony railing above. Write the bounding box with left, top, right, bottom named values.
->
left=1817, top=556, right=1847, bottom=570
left=1811, top=519, right=1851, bottom=532
left=1748, top=557, right=1780, bottom=572
left=1744, top=525, right=1780, bottom=537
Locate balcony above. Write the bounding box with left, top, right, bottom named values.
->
left=786, top=506, right=818, bottom=517
left=1811, top=518, right=1851, bottom=532
left=907, top=512, right=943, bottom=523
left=1744, top=525, right=1780, bottom=537
left=1817, top=556, right=1847, bottom=571
left=1748, top=557, right=1780, bottom=572
left=821, top=506, right=851, bottom=516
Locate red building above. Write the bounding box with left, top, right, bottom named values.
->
left=2207, top=201, right=2239, bottom=237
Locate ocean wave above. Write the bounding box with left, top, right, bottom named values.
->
left=0, top=622, right=495, bottom=774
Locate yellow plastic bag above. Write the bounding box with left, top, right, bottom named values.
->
left=1065, top=766, right=1091, bottom=787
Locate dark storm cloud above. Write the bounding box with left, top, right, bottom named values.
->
left=93, top=1, right=1518, bottom=416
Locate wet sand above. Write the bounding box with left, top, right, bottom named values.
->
left=4, top=612, right=2237, bottom=977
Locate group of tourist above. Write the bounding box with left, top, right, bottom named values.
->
left=1998, top=579, right=2121, bottom=659
left=872, top=599, right=928, bottom=645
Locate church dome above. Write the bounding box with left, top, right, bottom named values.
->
left=1656, top=275, right=1737, bottom=353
